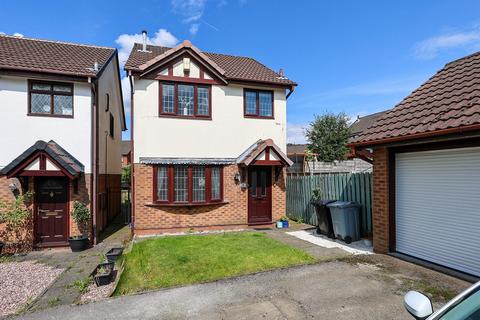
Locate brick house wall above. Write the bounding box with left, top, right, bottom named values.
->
left=372, top=147, right=390, bottom=254
left=0, top=174, right=93, bottom=252
left=133, top=164, right=286, bottom=234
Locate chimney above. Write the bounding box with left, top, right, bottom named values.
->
left=93, top=61, right=99, bottom=72
left=279, top=68, right=284, bottom=77
left=142, top=30, right=148, bottom=52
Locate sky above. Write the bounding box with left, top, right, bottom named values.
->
left=2, top=0, right=480, bottom=143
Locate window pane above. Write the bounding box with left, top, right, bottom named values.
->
left=178, top=85, right=194, bottom=116
left=260, top=170, right=267, bottom=196
left=162, top=84, right=175, bottom=113
left=174, top=167, right=188, bottom=202
left=211, top=167, right=221, bottom=200
left=250, top=171, right=257, bottom=196
left=53, top=85, right=72, bottom=93
left=245, top=91, right=257, bottom=115
left=197, top=87, right=209, bottom=116
left=259, top=92, right=273, bottom=117
left=53, top=95, right=73, bottom=115
left=192, top=167, right=206, bottom=202
left=31, top=93, right=51, bottom=114
left=32, top=83, right=51, bottom=91
left=156, top=167, right=168, bottom=201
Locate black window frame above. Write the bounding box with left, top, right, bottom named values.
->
left=28, top=80, right=74, bottom=118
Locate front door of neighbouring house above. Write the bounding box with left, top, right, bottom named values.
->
left=36, top=177, right=69, bottom=245
left=248, top=167, right=272, bottom=224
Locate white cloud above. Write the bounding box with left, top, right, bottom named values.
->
left=414, top=27, right=480, bottom=59
left=287, top=123, right=307, bottom=144
left=13, top=32, right=24, bottom=37
left=115, top=29, right=179, bottom=66
left=189, top=23, right=200, bottom=36
left=171, top=0, right=207, bottom=35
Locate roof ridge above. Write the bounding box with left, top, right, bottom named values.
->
left=444, top=50, right=480, bottom=68
left=0, top=34, right=115, bottom=51
left=134, top=42, right=266, bottom=63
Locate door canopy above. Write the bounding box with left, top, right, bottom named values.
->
left=1, top=140, right=84, bottom=180
left=237, top=139, right=293, bottom=167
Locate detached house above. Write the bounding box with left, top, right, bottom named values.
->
left=0, top=35, right=125, bottom=250
left=125, top=34, right=296, bottom=234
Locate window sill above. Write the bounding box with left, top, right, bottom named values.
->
left=158, top=114, right=212, bottom=120
left=243, top=115, right=274, bottom=120
left=27, top=113, right=74, bottom=119
left=145, top=201, right=229, bottom=208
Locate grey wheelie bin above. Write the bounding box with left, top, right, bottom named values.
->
left=326, top=201, right=361, bottom=244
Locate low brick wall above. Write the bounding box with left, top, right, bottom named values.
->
left=133, top=164, right=286, bottom=234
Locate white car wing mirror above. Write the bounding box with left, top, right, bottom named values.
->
left=404, top=291, right=434, bottom=320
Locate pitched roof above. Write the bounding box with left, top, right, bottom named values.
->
left=350, top=52, right=480, bottom=145
left=1, top=140, right=84, bottom=178
left=287, top=144, right=307, bottom=155
left=349, top=111, right=387, bottom=141
left=0, top=35, right=116, bottom=78
left=125, top=42, right=297, bottom=87
left=237, top=139, right=293, bottom=166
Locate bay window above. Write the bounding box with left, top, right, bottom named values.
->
left=153, top=165, right=223, bottom=204
left=244, top=89, right=274, bottom=118
left=159, top=82, right=211, bottom=118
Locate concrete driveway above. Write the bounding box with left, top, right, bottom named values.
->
left=15, top=254, right=469, bottom=320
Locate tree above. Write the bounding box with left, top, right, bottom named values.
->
left=305, top=112, right=351, bottom=162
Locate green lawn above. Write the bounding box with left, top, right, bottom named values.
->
left=115, top=232, right=315, bottom=295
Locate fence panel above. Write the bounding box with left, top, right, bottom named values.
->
left=286, top=172, right=373, bottom=236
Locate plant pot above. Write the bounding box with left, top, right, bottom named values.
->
left=282, top=221, right=289, bottom=228
left=276, top=221, right=283, bottom=228
left=0, top=241, right=4, bottom=255
left=91, top=262, right=114, bottom=286
left=106, top=247, right=123, bottom=263
left=68, top=236, right=89, bottom=252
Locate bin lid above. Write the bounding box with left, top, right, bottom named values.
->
left=311, top=199, right=337, bottom=205
left=326, top=201, right=361, bottom=208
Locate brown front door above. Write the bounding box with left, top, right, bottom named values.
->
left=248, top=167, right=272, bottom=224
left=35, top=177, right=69, bottom=244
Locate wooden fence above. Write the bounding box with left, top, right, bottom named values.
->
left=286, top=173, right=373, bottom=236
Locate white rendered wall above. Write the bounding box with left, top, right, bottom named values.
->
left=0, top=76, right=92, bottom=172
left=133, top=79, right=287, bottom=162
left=97, top=58, right=123, bottom=175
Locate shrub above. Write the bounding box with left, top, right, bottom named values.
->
left=71, top=201, right=90, bottom=225
left=0, top=191, right=32, bottom=228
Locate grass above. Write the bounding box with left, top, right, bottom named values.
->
left=68, top=277, right=91, bottom=294
left=114, top=232, right=315, bottom=295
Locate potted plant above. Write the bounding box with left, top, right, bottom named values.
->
left=91, top=262, right=114, bottom=286
left=276, top=220, right=283, bottom=228
left=68, top=201, right=90, bottom=252
left=280, top=216, right=289, bottom=228
left=106, top=247, right=123, bottom=263
left=0, top=191, right=32, bottom=254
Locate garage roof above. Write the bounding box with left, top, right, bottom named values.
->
left=350, top=52, right=480, bottom=146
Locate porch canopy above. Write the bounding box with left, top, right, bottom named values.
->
left=1, top=140, right=84, bottom=180
left=237, top=139, right=293, bottom=167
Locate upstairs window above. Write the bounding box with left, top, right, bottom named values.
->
left=153, top=165, right=223, bottom=204
left=244, top=89, right=273, bottom=118
left=29, top=81, right=73, bottom=117
left=159, top=82, right=210, bottom=118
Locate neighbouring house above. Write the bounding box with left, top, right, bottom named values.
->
left=125, top=33, right=296, bottom=235
left=0, top=35, right=125, bottom=250
left=286, top=114, right=386, bottom=174
left=121, top=140, right=132, bottom=167
left=349, top=52, right=480, bottom=277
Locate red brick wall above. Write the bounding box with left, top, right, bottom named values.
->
left=372, top=147, right=390, bottom=253
left=133, top=164, right=287, bottom=234
left=0, top=174, right=93, bottom=251
left=0, top=176, right=34, bottom=252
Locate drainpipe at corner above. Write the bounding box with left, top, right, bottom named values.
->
left=90, top=79, right=99, bottom=245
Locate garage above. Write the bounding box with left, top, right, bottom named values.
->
left=395, top=147, right=480, bottom=277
